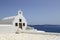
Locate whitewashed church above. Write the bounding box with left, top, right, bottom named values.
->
left=13, top=10, right=27, bottom=30
left=0, top=10, right=37, bottom=33
left=0, top=10, right=28, bottom=33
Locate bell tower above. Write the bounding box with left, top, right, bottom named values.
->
left=18, top=9, right=23, bottom=15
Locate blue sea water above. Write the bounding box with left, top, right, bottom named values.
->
left=29, top=25, right=60, bottom=33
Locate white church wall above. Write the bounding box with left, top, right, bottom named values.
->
left=0, top=25, right=17, bottom=33
left=13, top=10, right=27, bottom=30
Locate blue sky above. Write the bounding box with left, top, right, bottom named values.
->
left=0, top=0, right=60, bottom=25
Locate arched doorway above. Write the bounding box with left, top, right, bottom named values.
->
left=19, top=23, right=22, bottom=29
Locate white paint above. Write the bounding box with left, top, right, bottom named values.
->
left=0, top=10, right=27, bottom=33
left=0, top=25, right=12, bottom=26
left=2, top=16, right=15, bottom=20
left=13, top=10, right=27, bottom=30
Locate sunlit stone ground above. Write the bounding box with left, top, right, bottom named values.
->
left=0, top=33, right=58, bottom=40
left=0, top=26, right=59, bottom=40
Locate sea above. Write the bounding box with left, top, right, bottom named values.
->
left=0, top=25, right=60, bottom=33
left=29, top=25, right=60, bottom=33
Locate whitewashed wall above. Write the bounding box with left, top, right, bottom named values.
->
left=0, top=25, right=17, bottom=33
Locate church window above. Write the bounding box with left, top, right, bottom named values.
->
left=23, top=23, right=25, bottom=26
left=19, top=12, right=21, bottom=14
left=15, top=23, right=18, bottom=26
left=19, top=19, right=22, bottom=22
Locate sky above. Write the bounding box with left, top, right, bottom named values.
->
left=0, top=0, right=60, bottom=25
